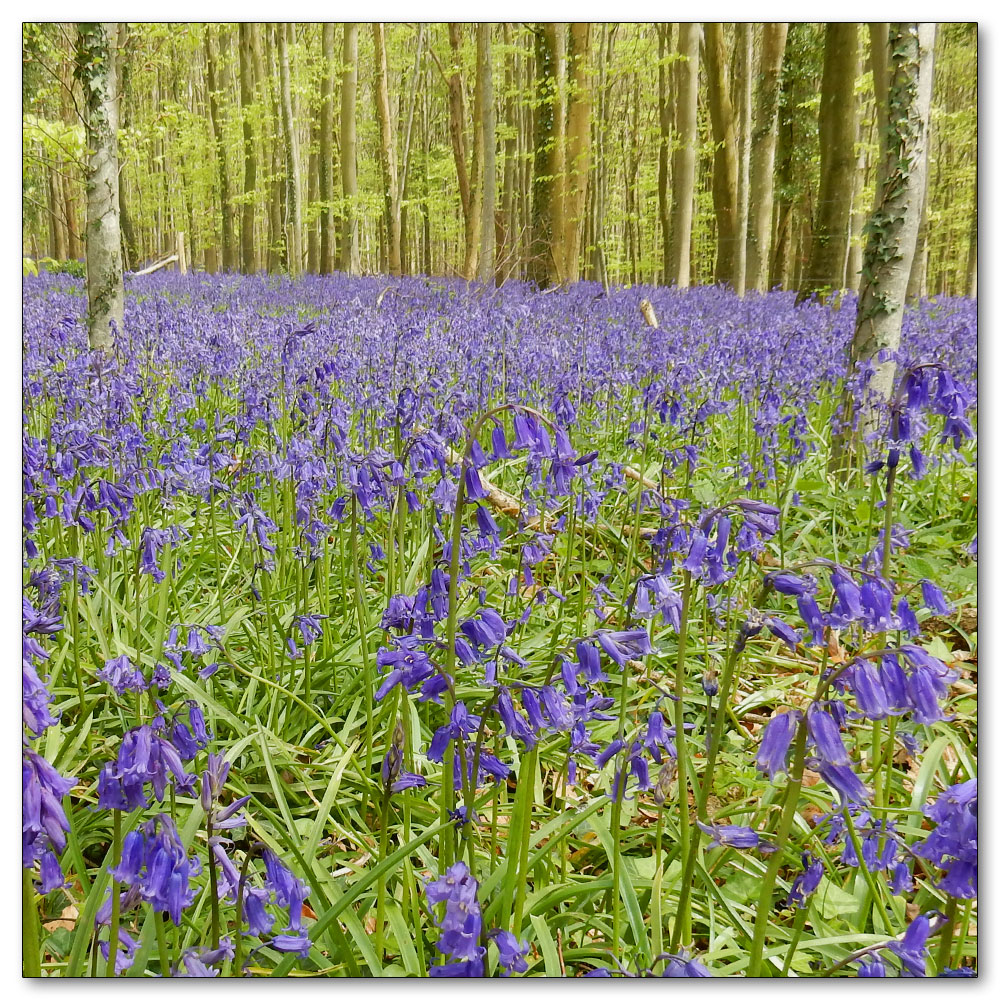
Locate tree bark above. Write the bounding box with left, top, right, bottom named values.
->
left=562, top=23, right=592, bottom=285
left=703, top=23, right=739, bottom=287
left=746, top=23, right=787, bottom=292
left=238, top=23, right=258, bottom=272
left=461, top=25, right=484, bottom=280
left=734, top=23, right=753, bottom=295
left=869, top=23, right=890, bottom=193
left=527, top=23, right=557, bottom=288
left=852, top=23, right=936, bottom=407
left=339, top=23, right=360, bottom=274
left=548, top=24, right=568, bottom=284
left=373, top=23, right=402, bottom=276
left=77, top=22, right=124, bottom=351
left=476, top=23, right=496, bottom=284
left=668, top=23, right=699, bottom=288
left=656, top=24, right=670, bottom=285
left=800, top=24, right=859, bottom=300
left=205, top=25, right=236, bottom=271
left=499, top=23, right=518, bottom=283
left=278, top=23, right=302, bottom=276
left=317, top=24, right=337, bottom=273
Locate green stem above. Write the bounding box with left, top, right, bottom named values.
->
left=23, top=868, right=41, bottom=978
left=747, top=719, right=808, bottom=977
left=106, top=809, right=122, bottom=977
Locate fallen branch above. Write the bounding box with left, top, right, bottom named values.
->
left=132, top=254, right=178, bottom=276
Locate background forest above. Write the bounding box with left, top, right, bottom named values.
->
left=22, top=22, right=977, bottom=296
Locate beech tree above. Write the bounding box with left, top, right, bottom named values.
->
left=76, top=21, right=123, bottom=351
left=852, top=23, right=937, bottom=407
left=799, top=24, right=859, bottom=300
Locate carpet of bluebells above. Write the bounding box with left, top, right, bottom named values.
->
left=23, top=271, right=977, bottom=977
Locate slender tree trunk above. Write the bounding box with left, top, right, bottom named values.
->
left=339, top=23, right=360, bottom=274
left=734, top=23, right=753, bottom=295
left=278, top=23, right=302, bottom=276
left=476, top=24, right=496, bottom=284
left=703, top=23, right=739, bottom=287
left=318, top=24, right=337, bottom=273
left=561, top=23, right=592, bottom=285
left=800, top=24, right=859, bottom=300
left=205, top=26, right=236, bottom=270
left=846, top=43, right=869, bottom=292
left=965, top=177, right=977, bottom=297
left=746, top=23, right=787, bottom=292
left=462, top=26, right=485, bottom=280
left=852, top=23, right=936, bottom=407
left=548, top=23, right=568, bottom=284
left=499, top=23, right=518, bottom=283
left=869, top=23, right=890, bottom=193
left=373, top=23, right=402, bottom=276
left=77, top=22, right=124, bottom=351
left=48, top=164, right=67, bottom=259
left=238, top=23, right=258, bottom=272
left=668, top=23, right=699, bottom=288
left=656, top=24, right=670, bottom=284
left=528, top=23, right=557, bottom=288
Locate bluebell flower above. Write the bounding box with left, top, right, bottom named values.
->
left=887, top=913, right=932, bottom=977
left=856, top=956, right=886, bottom=977
left=806, top=704, right=849, bottom=765
left=756, top=710, right=800, bottom=779
left=913, top=779, right=977, bottom=899
left=920, top=579, right=951, bottom=615
left=786, top=852, right=824, bottom=908
left=697, top=821, right=760, bottom=850
left=489, top=929, right=529, bottom=975
left=596, top=628, right=653, bottom=667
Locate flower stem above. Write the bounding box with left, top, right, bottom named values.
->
left=747, top=719, right=808, bottom=976
left=23, top=868, right=41, bottom=977
left=106, top=809, right=122, bottom=977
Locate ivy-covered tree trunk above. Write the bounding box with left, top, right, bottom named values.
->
left=799, top=24, right=859, bottom=300
left=668, top=23, right=699, bottom=288
left=746, top=23, right=787, bottom=292
left=852, top=23, right=937, bottom=407
left=339, top=23, right=360, bottom=275
left=76, top=21, right=124, bottom=352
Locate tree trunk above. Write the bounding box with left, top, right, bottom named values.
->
left=703, top=23, right=739, bottom=287
left=476, top=24, right=496, bottom=284
left=462, top=26, right=485, bottom=280
left=734, top=23, right=753, bottom=295
left=339, top=23, right=360, bottom=274
left=656, top=23, right=670, bottom=284
left=746, top=23, right=787, bottom=292
left=499, top=23, right=518, bottom=283
left=548, top=24, right=568, bottom=284
left=278, top=23, right=302, bottom=276
left=562, top=23, right=592, bottom=285
left=668, top=23, right=699, bottom=288
left=372, top=23, right=402, bottom=276
left=869, top=23, right=890, bottom=193
left=317, top=24, right=337, bottom=274
left=205, top=26, right=236, bottom=271
left=77, top=22, right=124, bottom=351
left=528, top=23, right=557, bottom=288
left=800, top=24, right=859, bottom=300
left=965, top=180, right=977, bottom=297
left=238, top=23, right=258, bottom=273
left=852, top=23, right=936, bottom=407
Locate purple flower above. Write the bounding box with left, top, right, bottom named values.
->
left=489, top=929, right=529, bottom=975
left=756, top=711, right=800, bottom=780
left=806, top=704, right=849, bottom=765
left=595, top=628, right=653, bottom=667
left=887, top=913, right=932, bottom=977
left=697, top=821, right=760, bottom=850
left=920, top=579, right=951, bottom=615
